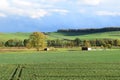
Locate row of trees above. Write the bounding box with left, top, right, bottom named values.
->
left=0, top=32, right=120, bottom=50
left=1, top=38, right=120, bottom=48
left=47, top=38, right=120, bottom=48
left=0, top=39, right=24, bottom=47
left=58, top=27, right=120, bottom=33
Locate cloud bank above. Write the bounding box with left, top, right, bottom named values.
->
left=0, top=0, right=120, bottom=19
left=0, top=0, right=69, bottom=19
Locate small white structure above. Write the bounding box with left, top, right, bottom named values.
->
left=88, top=48, right=92, bottom=51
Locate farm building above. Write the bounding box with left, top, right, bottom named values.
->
left=82, top=47, right=92, bottom=51
left=44, top=48, right=49, bottom=51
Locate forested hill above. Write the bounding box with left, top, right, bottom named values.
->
left=57, top=27, right=120, bottom=33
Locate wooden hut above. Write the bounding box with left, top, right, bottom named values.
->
left=44, top=48, right=49, bottom=51
left=82, top=47, right=91, bottom=51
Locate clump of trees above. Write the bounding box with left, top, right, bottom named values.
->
left=5, top=39, right=24, bottom=47
left=0, top=32, right=47, bottom=51
left=27, top=32, right=46, bottom=51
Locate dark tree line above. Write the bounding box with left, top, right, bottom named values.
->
left=57, top=27, right=120, bottom=33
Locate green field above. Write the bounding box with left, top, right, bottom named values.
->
left=0, top=50, right=120, bottom=80
left=47, top=31, right=120, bottom=40
left=0, top=31, right=120, bottom=41
left=0, top=50, right=120, bottom=64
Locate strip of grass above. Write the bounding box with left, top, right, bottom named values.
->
left=0, top=50, right=120, bottom=64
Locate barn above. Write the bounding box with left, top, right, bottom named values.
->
left=82, top=47, right=92, bottom=51
left=44, top=48, right=49, bottom=51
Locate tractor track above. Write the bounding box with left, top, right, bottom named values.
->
left=9, top=65, right=23, bottom=80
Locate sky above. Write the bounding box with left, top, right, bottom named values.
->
left=0, top=0, right=120, bottom=32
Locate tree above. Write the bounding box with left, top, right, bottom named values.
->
left=74, top=38, right=81, bottom=46
left=28, top=32, right=46, bottom=51
left=23, top=39, right=29, bottom=47
left=84, top=40, right=91, bottom=47
left=106, top=44, right=112, bottom=49
left=114, top=39, right=120, bottom=46
left=5, top=39, right=16, bottom=47
left=0, top=41, right=4, bottom=47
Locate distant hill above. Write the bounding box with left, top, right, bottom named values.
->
left=47, top=31, right=120, bottom=40
left=0, top=27, right=120, bottom=41
left=46, top=27, right=120, bottom=40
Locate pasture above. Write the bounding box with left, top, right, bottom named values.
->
left=0, top=50, right=120, bottom=80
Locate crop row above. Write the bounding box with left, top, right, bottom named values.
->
left=21, top=63, right=120, bottom=80
left=1, top=63, right=120, bottom=80
left=0, top=65, right=16, bottom=80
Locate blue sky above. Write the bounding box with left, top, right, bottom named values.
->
left=0, top=0, right=120, bottom=32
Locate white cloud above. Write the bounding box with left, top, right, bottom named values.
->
left=29, top=9, right=48, bottom=19
left=0, top=0, right=69, bottom=19
left=77, top=0, right=101, bottom=6
left=41, top=0, right=67, bottom=3
left=96, top=11, right=120, bottom=16
left=4, top=7, right=49, bottom=19
left=79, top=9, right=86, bottom=13
left=12, top=0, right=33, bottom=7
left=0, top=13, right=7, bottom=17
left=11, top=0, right=53, bottom=8
left=84, top=0, right=101, bottom=6
left=50, top=9, right=69, bottom=15
left=0, top=0, right=9, bottom=9
left=46, top=0, right=62, bottom=3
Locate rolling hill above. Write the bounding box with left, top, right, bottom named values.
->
left=47, top=31, right=120, bottom=40
left=0, top=31, right=120, bottom=41
left=0, top=32, right=31, bottom=41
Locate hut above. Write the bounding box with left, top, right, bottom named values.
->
left=44, top=48, right=49, bottom=51
left=82, top=47, right=91, bottom=51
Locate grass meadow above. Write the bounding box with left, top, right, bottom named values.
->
left=0, top=50, right=120, bottom=80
